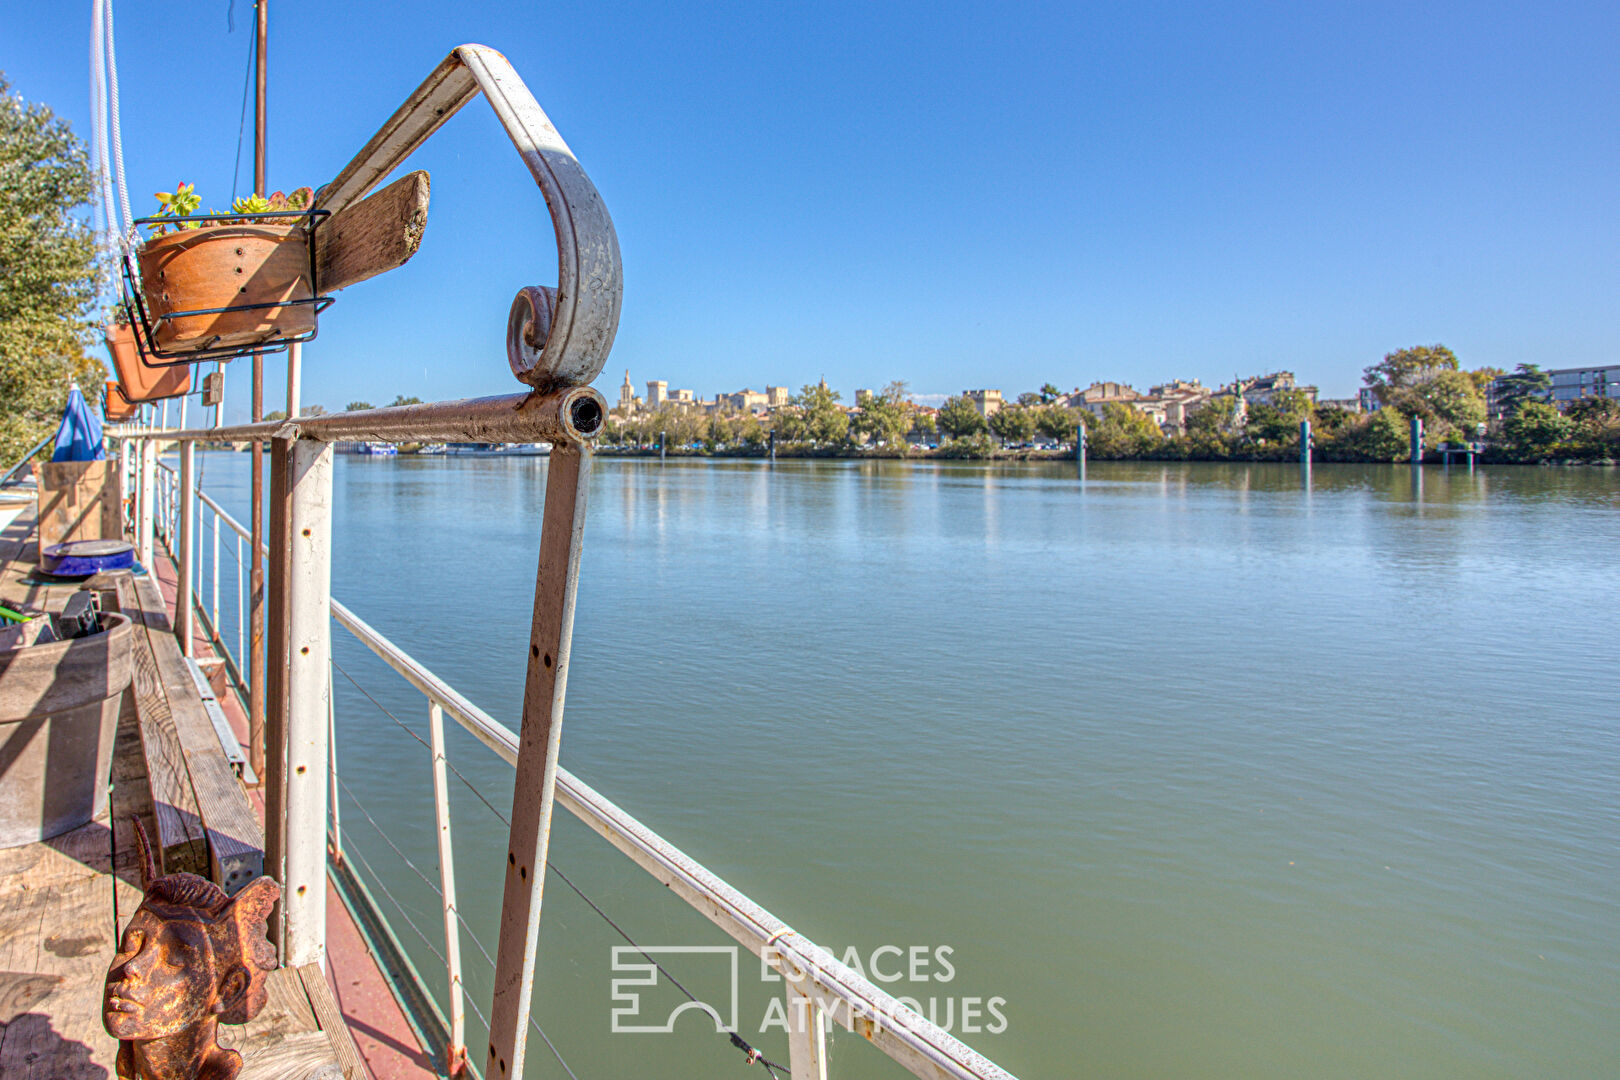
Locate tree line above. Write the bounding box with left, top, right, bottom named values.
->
left=602, top=348, right=1620, bottom=464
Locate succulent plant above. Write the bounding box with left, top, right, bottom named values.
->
left=144, top=184, right=316, bottom=236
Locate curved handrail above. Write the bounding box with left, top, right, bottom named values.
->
left=316, top=45, right=621, bottom=392
left=0, top=434, right=52, bottom=489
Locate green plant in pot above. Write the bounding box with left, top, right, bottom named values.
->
left=137, top=182, right=318, bottom=354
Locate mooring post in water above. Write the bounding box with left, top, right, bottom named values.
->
left=1300, top=418, right=1312, bottom=466
left=1410, top=415, right=1423, bottom=465
left=1076, top=419, right=1087, bottom=476
left=769, top=427, right=776, bottom=462
left=660, top=430, right=666, bottom=462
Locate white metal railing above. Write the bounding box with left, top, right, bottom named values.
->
left=148, top=460, right=1011, bottom=1080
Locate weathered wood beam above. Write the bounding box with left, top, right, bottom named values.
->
left=130, top=573, right=265, bottom=894
left=315, top=170, right=430, bottom=294
left=115, top=576, right=208, bottom=877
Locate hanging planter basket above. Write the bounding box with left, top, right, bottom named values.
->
left=120, top=207, right=333, bottom=365
left=103, top=381, right=139, bottom=422
left=103, top=321, right=190, bottom=402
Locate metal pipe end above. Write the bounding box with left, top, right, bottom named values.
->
left=560, top=387, right=606, bottom=442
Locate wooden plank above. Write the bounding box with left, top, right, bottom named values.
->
left=220, top=967, right=319, bottom=1053
left=298, top=963, right=368, bottom=1080
left=315, top=170, right=430, bottom=293
left=0, top=827, right=121, bottom=1078
left=35, top=460, right=120, bottom=557
left=114, top=576, right=209, bottom=877
left=239, top=1031, right=344, bottom=1080
left=130, top=573, right=265, bottom=895
left=109, top=686, right=156, bottom=888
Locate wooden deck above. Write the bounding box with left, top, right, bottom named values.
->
left=0, top=504, right=378, bottom=1080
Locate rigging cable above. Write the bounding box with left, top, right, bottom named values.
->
left=230, top=12, right=256, bottom=201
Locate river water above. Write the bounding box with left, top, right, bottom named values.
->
left=190, top=453, right=1619, bottom=1079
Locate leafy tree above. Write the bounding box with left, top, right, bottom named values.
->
left=1036, top=405, right=1076, bottom=444
left=910, top=411, right=937, bottom=439
left=773, top=406, right=807, bottom=442
left=938, top=431, right=996, bottom=459
left=852, top=381, right=910, bottom=446
left=792, top=381, right=848, bottom=444
left=937, top=395, right=985, bottom=438
left=1086, top=403, right=1161, bottom=457
left=733, top=410, right=766, bottom=449
left=1566, top=396, right=1620, bottom=426
left=264, top=409, right=288, bottom=421
left=1492, top=364, right=1551, bottom=416
left=1038, top=383, right=1062, bottom=404
left=1311, top=404, right=1356, bottom=434
left=1468, top=366, right=1504, bottom=395
left=1246, top=388, right=1314, bottom=443
left=1419, top=369, right=1486, bottom=431
left=1363, top=344, right=1459, bottom=400
left=1363, top=345, right=1483, bottom=433
left=390, top=394, right=424, bottom=407
left=302, top=403, right=327, bottom=416
left=1503, top=401, right=1570, bottom=458
left=344, top=400, right=373, bottom=412
left=1564, top=396, right=1620, bottom=457
left=1015, top=392, right=1040, bottom=407
left=1345, top=409, right=1410, bottom=461
left=1, top=75, right=104, bottom=464
left=988, top=405, right=1038, bottom=445
left=1186, top=396, right=1241, bottom=440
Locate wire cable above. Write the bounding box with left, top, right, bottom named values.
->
left=335, top=766, right=583, bottom=1080
left=331, top=660, right=789, bottom=1077
left=231, top=14, right=256, bottom=201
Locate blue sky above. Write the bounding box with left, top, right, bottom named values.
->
left=6, top=0, right=1618, bottom=419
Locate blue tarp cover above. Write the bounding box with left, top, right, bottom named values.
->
left=51, top=385, right=106, bottom=462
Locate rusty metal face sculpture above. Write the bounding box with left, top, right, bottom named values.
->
left=103, top=824, right=279, bottom=1080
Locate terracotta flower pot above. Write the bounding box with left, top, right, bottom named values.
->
left=137, top=223, right=316, bottom=353
left=104, top=322, right=190, bottom=402
left=104, top=380, right=140, bottom=421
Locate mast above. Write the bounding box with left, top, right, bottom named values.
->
left=249, top=0, right=268, bottom=781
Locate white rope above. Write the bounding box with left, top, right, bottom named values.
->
left=101, top=0, right=134, bottom=236
left=89, top=0, right=134, bottom=253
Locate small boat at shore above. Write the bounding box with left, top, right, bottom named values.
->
left=444, top=442, right=551, bottom=456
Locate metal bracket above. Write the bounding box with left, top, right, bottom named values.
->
left=316, top=45, right=622, bottom=391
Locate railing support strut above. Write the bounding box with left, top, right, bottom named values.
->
left=486, top=443, right=591, bottom=1080
left=177, top=441, right=195, bottom=656
left=429, top=701, right=467, bottom=1077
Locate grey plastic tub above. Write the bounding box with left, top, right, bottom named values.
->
left=0, top=612, right=134, bottom=848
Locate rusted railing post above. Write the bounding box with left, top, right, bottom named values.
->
left=486, top=443, right=592, bottom=1080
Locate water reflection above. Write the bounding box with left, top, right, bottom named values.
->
left=185, top=452, right=1620, bottom=1080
